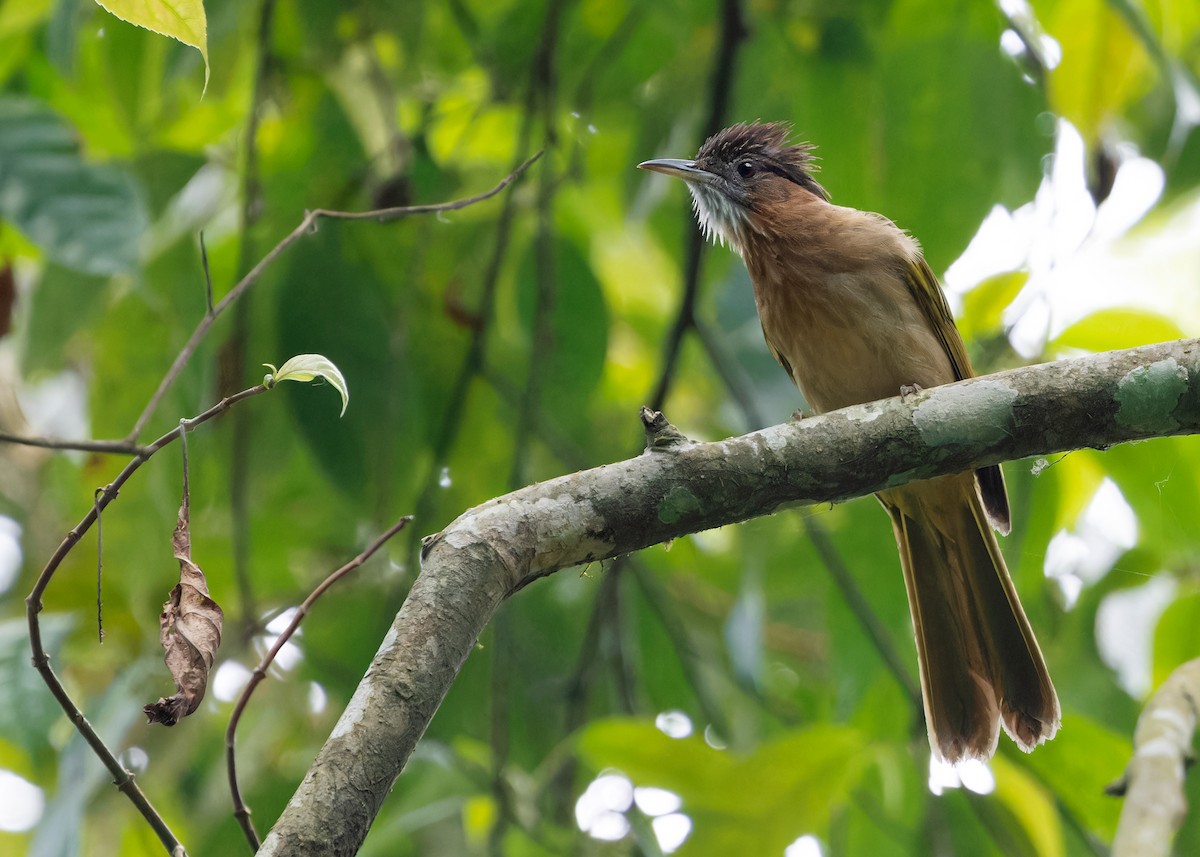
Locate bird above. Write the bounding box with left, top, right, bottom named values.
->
left=638, top=122, right=1059, bottom=763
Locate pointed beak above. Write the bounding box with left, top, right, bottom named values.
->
left=637, top=158, right=717, bottom=185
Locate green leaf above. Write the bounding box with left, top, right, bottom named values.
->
left=1034, top=0, right=1154, bottom=143
left=265, top=353, right=350, bottom=417
left=1153, top=591, right=1200, bottom=687
left=959, top=270, right=1029, bottom=341
left=1051, top=307, right=1187, bottom=354
left=577, top=719, right=871, bottom=854
left=91, top=0, right=209, bottom=91
left=514, top=239, right=609, bottom=422
left=1022, top=714, right=1129, bottom=842
left=992, top=753, right=1065, bottom=857
left=0, top=97, right=146, bottom=275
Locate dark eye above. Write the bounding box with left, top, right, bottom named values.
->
left=736, top=160, right=756, bottom=179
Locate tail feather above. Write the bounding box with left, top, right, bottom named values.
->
left=881, top=475, right=1059, bottom=762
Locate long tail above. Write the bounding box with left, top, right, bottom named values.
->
left=880, top=475, right=1060, bottom=762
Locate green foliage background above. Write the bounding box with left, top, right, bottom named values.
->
left=0, top=0, right=1198, bottom=855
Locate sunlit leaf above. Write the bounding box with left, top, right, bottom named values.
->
left=992, top=753, right=1065, bottom=857
left=265, top=353, right=350, bottom=417
left=92, top=0, right=209, bottom=91
left=1034, top=0, right=1154, bottom=142
left=1051, top=307, right=1187, bottom=354
left=959, top=270, right=1029, bottom=341
left=1022, top=714, right=1129, bottom=842
left=578, top=719, right=871, bottom=854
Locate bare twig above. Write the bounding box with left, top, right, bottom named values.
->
left=25, top=384, right=267, bottom=856
left=94, top=488, right=104, bottom=642
left=226, top=516, right=411, bottom=851
left=649, top=0, right=747, bottom=409
left=803, top=517, right=922, bottom=710
left=126, top=154, right=543, bottom=443
left=227, top=0, right=278, bottom=631
left=200, top=232, right=214, bottom=318
left=0, top=432, right=150, bottom=456
left=1111, top=657, right=1200, bottom=857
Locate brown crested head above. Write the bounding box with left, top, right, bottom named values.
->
left=694, top=122, right=827, bottom=202
left=639, top=122, right=829, bottom=252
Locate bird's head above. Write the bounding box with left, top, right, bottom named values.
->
left=638, top=122, right=828, bottom=252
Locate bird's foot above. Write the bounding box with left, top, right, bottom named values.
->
left=899, top=383, right=924, bottom=401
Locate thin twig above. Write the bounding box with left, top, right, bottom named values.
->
left=227, top=0, right=278, bottom=632
left=0, top=432, right=150, bottom=456
left=94, top=488, right=104, bottom=643
left=407, top=138, right=543, bottom=556
left=631, top=559, right=733, bottom=741
left=803, top=517, right=923, bottom=711
left=25, top=384, right=267, bottom=856
left=227, top=516, right=412, bottom=852
left=491, top=6, right=565, bottom=852
left=648, top=0, right=747, bottom=409
left=200, top=232, right=214, bottom=318
left=126, top=154, right=543, bottom=443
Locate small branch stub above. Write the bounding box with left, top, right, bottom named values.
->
left=640, top=406, right=691, bottom=451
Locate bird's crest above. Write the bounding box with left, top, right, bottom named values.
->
left=697, top=122, right=824, bottom=196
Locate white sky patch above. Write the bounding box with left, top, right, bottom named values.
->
left=265, top=607, right=300, bottom=635
left=212, top=660, right=253, bottom=702
left=575, top=772, right=633, bottom=842
left=1096, top=575, right=1177, bottom=697
left=309, top=682, right=327, bottom=715
left=655, top=710, right=693, bottom=738
left=577, top=775, right=691, bottom=852
left=653, top=813, right=692, bottom=853
left=927, top=754, right=995, bottom=796
left=0, top=515, right=22, bottom=594
left=943, top=118, right=1190, bottom=362
left=1044, top=478, right=1139, bottom=608
left=784, top=834, right=824, bottom=857
left=0, top=769, right=44, bottom=832
left=17, top=369, right=89, bottom=442
left=635, top=786, right=682, bottom=816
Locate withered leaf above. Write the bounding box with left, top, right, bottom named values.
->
left=144, top=499, right=223, bottom=726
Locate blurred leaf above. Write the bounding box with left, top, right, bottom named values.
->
left=0, top=616, right=72, bottom=762
left=514, top=238, right=609, bottom=421
left=1051, top=307, right=1187, bottom=353
left=992, top=753, right=1065, bottom=857
left=959, top=270, right=1029, bottom=341
left=1035, top=0, right=1154, bottom=143
left=1022, top=714, right=1128, bottom=843
left=275, top=227, right=394, bottom=497
left=578, top=718, right=871, bottom=854
left=1152, top=590, right=1200, bottom=687
left=92, top=0, right=208, bottom=90
left=0, top=97, right=146, bottom=275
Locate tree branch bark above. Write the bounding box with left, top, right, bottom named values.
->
left=260, top=338, right=1200, bottom=856
left=1110, top=657, right=1200, bottom=857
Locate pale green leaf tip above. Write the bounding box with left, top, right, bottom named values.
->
left=264, top=355, right=349, bottom=417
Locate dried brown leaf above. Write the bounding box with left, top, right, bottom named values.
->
left=144, top=500, right=223, bottom=726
